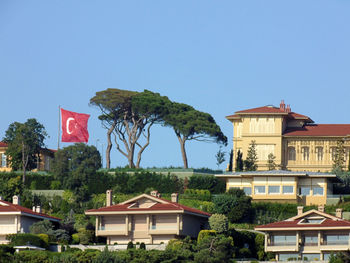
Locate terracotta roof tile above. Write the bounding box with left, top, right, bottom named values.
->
left=284, top=124, right=350, bottom=137
left=0, top=142, right=8, bottom=147
left=257, top=218, right=350, bottom=229
left=235, top=106, right=287, bottom=114
left=86, top=196, right=211, bottom=217
left=0, top=200, right=60, bottom=221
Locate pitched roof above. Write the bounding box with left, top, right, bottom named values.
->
left=284, top=124, right=350, bottom=137
left=255, top=209, right=350, bottom=230
left=86, top=194, right=211, bottom=217
left=0, top=200, right=60, bottom=222
left=226, top=106, right=313, bottom=122
left=0, top=142, right=8, bottom=147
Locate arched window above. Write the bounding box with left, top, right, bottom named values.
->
left=330, top=147, right=337, bottom=161
left=301, top=147, right=309, bottom=161
left=315, top=147, right=323, bottom=161
left=288, top=147, right=296, bottom=161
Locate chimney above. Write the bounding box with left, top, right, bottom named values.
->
left=297, top=206, right=304, bottom=215
left=32, top=206, right=36, bottom=212
left=0, top=196, right=3, bottom=201
left=106, top=190, right=112, bottom=207
left=12, top=195, right=20, bottom=205
left=286, top=104, right=291, bottom=113
left=157, top=193, right=162, bottom=198
left=336, top=208, right=343, bottom=218
left=171, top=193, right=179, bottom=203
left=35, top=206, right=42, bottom=213
left=318, top=205, right=325, bottom=213
left=150, top=190, right=158, bottom=197
left=280, top=100, right=286, bottom=111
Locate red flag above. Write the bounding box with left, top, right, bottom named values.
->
left=61, top=108, right=90, bottom=143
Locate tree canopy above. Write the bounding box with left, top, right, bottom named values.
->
left=163, top=102, right=227, bottom=168
left=3, top=118, right=47, bottom=182
left=90, top=88, right=170, bottom=168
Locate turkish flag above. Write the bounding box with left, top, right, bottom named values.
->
left=61, top=108, right=90, bottom=143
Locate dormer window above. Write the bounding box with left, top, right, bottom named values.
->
left=299, top=217, right=325, bottom=224
left=128, top=202, right=139, bottom=208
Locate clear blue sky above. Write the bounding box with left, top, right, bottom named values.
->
left=1, top=1, right=350, bottom=169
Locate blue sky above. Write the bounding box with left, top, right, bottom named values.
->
left=1, top=1, right=350, bottom=169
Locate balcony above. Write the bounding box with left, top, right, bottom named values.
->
left=0, top=225, right=16, bottom=234
left=270, top=242, right=296, bottom=247
left=96, top=225, right=126, bottom=236
left=149, top=225, right=178, bottom=235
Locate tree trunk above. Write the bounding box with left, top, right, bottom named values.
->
left=128, top=144, right=135, bottom=168
left=21, top=142, right=27, bottom=183
left=176, top=133, right=188, bottom=169
left=106, top=122, right=115, bottom=169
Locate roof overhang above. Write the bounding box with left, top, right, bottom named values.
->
left=255, top=226, right=350, bottom=231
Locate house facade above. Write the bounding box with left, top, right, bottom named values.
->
left=85, top=190, right=210, bottom=245
left=255, top=206, right=350, bottom=261
left=0, top=141, right=55, bottom=172
left=215, top=170, right=338, bottom=205
left=0, top=195, right=60, bottom=244
left=227, top=101, right=350, bottom=172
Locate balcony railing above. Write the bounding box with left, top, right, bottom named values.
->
left=150, top=225, right=178, bottom=230
left=303, top=242, right=318, bottom=246
left=270, top=242, right=296, bottom=246
left=322, top=241, right=349, bottom=245
left=98, top=225, right=125, bottom=231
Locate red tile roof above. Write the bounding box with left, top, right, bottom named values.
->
left=284, top=124, right=350, bottom=137
left=0, top=200, right=60, bottom=221
left=0, top=142, right=8, bottom=147
left=257, top=218, right=350, bottom=229
left=86, top=196, right=211, bottom=217
left=235, top=106, right=287, bottom=114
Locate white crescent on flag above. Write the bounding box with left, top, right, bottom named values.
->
left=67, top=117, right=75, bottom=134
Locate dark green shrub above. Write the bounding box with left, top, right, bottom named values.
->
left=127, top=241, right=134, bottom=249
left=197, top=230, right=217, bottom=244
left=7, top=233, right=48, bottom=249
left=188, top=174, right=225, bottom=193
left=139, top=242, right=146, bottom=250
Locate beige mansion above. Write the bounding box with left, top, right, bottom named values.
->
left=227, top=101, right=350, bottom=172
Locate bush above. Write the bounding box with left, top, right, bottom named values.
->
left=37, top=234, right=49, bottom=247
left=50, top=180, right=61, bottom=190
left=72, top=233, right=80, bottom=244
left=188, top=174, right=225, bottom=194
left=14, top=250, right=50, bottom=263
left=127, top=241, right=134, bottom=249
left=29, top=220, right=53, bottom=235
left=139, top=242, right=146, bottom=250
left=183, top=189, right=211, bottom=201
left=7, top=233, right=48, bottom=249
left=209, top=214, right=228, bottom=234
left=197, top=230, right=217, bottom=244
left=77, top=229, right=94, bottom=245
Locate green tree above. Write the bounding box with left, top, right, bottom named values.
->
left=215, top=147, right=226, bottom=169
left=244, top=140, right=258, bottom=171
left=267, top=153, right=276, bottom=170
left=3, top=118, right=47, bottom=183
left=333, top=140, right=346, bottom=173
left=29, top=220, right=53, bottom=235
left=52, top=143, right=101, bottom=204
left=163, top=102, right=227, bottom=169
left=209, top=214, right=228, bottom=234
left=213, top=188, right=253, bottom=223
left=228, top=149, right=233, bottom=172
left=90, top=89, right=170, bottom=168
left=235, top=150, right=244, bottom=172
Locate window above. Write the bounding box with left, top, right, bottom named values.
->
left=331, top=147, right=337, bottom=161
left=302, top=254, right=320, bottom=261
left=300, top=218, right=324, bottom=224
left=268, top=186, right=280, bottom=194
left=301, top=147, right=309, bottom=161
left=243, top=187, right=252, bottom=196
left=151, top=215, right=156, bottom=229
left=299, top=187, right=311, bottom=196
left=272, top=235, right=296, bottom=246
left=283, top=186, right=294, bottom=194
left=254, top=186, right=265, bottom=194
left=1, top=154, right=6, bottom=168
left=288, top=147, right=296, bottom=161
left=279, top=254, right=299, bottom=261
left=316, top=147, right=323, bottom=161
left=324, top=234, right=349, bottom=245
left=304, top=235, right=318, bottom=246
left=313, top=187, right=324, bottom=196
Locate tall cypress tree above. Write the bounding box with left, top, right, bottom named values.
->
left=228, top=149, right=233, bottom=172
left=235, top=150, right=244, bottom=172
left=244, top=140, right=258, bottom=171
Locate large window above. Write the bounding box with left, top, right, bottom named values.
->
left=243, top=187, right=252, bottom=196
left=316, top=147, right=323, bottom=161
left=304, top=235, right=318, bottom=246
left=301, top=147, right=309, bottom=161
left=268, top=186, right=280, bottom=194
left=313, top=187, right=324, bottom=196
left=254, top=186, right=266, bottom=194
left=283, top=186, right=294, bottom=194
left=299, top=186, right=311, bottom=196
left=288, top=147, right=296, bottom=161
left=271, top=235, right=296, bottom=246
left=0, top=154, right=6, bottom=168
left=331, top=147, right=337, bottom=161
left=324, top=234, right=349, bottom=245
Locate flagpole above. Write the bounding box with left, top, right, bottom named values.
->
left=58, top=105, right=61, bottom=150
